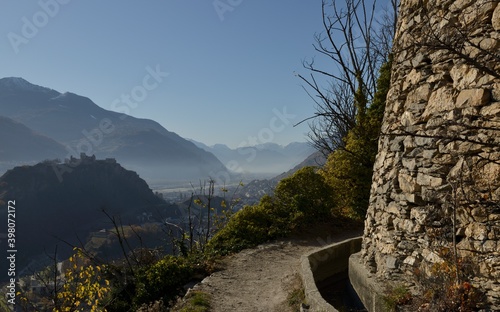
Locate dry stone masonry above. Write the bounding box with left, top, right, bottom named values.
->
left=361, top=0, right=500, bottom=308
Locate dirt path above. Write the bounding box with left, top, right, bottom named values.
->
left=192, top=229, right=363, bottom=312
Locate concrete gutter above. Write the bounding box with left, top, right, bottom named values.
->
left=348, top=252, right=387, bottom=312
left=300, top=236, right=362, bottom=311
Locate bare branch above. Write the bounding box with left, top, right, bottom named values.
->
left=299, top=0, right=398, bottom=154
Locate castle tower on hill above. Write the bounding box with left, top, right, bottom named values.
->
left=361, top=0, right=500, bottom=308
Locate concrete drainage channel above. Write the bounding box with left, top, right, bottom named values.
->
left=301, top=237, right=372, bottom=312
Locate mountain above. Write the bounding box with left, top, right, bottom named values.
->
left=0, top=115, right=67, bottom=162
left=0, top=77, right=227, bottom=182
left=271, top=150, right=326, bottom=182
left=236, top=150, right=327, bottom=205
left=0, top=155, right=169, bottom=280
left=190, top=140, right=315, bottom=177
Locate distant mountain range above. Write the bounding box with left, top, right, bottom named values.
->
left=0, top=77, right=314, bottom=183
left=189, top=140, right=315, bottom=178
left=0, top=77, right=226, bottom=182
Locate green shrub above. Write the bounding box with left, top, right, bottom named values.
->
left=274, top=166, right=335, bottom=226
left=104, top=251, right=214, bottom=311
left=135, top=256, right=195, bottom=306
left=207, top=196, right=287, bottom=255
left=208, top=167, right=337, bottom=255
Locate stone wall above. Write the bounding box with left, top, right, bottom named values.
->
left=361, top=0, right=500, bottom=308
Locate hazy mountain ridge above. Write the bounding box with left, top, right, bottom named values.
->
left=238, top=150, right=326, bottom=203
left=0, top=115, right=67, bottom=161
left=189, top=139, right=315, bottom=177
left=272, top=150, right=326, bottom=182
left=0, top=77, right=226, bottom=182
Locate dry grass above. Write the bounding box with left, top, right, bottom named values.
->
left=275, top=273, right=306, bottom=312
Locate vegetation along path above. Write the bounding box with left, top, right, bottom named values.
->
left=191, top=228, right=362, bottom=312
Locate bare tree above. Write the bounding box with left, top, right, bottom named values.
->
left=18, top=247, right=63, bottom=311
left=296, top=0, right=398, bottom=155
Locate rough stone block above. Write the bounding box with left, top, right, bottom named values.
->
left=480, top=102, right=500, bottom=117
left=390, top=136, right=405, bottom=152
left=422, top=149, right=438, bottom=159
left=416, top=173, right=444, bottom=187
left=422, top=249, right=443, bottom=264
left=386, top=256, right=399, bottom=270
left=414, top=136, right=435, bottom=147
left=410, top=206, right=429, bottom=225
left=463, top=1, right=498, bottom=25
left=423, top=87, right=455, bottom=120
left=480, top=38, right=499, bottom=51
left=403, top=69, right=423, bottom=90
left=450, top=64, right=479, bottom=89
left=398, top=172, right=421, bottom=193
left=403, top=255, right=417, bottom=266
left=433, top=155, right=453, bottom=166
left=466, top=223, right=488, bottom=241
left=406, top=83, right=432, bottom=106
left=462, top=106, right=479, bottom=117
left=401, top=111, right=417, bottom=127
left=493, top=83, right=500, bottom=101
left=471, top=207, right=489, bottom=222
left=421, top=187, right=438, bottom=202
left=426, top=116, right=447, bottom=128
left=456, top=88, right=491, bottom=107
left=387, top=202, right=400, bottom=215
left=492, top=3, right=500, bottom=31
left=457, top=141, right=484, bottom=154
left=402, top=157, right=417, bottom=171
left=477, top=74, right=496, bottom=86
left=404, top=193, right=419, bottom=204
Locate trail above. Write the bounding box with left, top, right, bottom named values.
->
left=191, top=229, right=362, bottom=312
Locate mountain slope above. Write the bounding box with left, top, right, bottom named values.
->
left=0, top=155, right=168, bottom=279
left=237, top=150, right=327, bottom=204
left=271, top=150, right=326, bottom=182
left=0, top=77, right=226, bottom=182
left=0, top=115, right=67, bottom=161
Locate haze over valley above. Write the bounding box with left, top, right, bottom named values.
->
left=0, top=77, right=318, bottom=283
left=0, top=77, right=314, bottom=185
left=0, top=2, right=353, bottom=310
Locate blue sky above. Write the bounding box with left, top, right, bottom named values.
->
left=0, top=1, right=382, bottom=148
